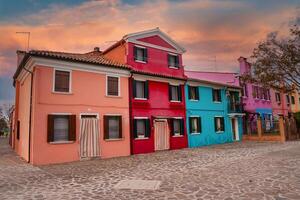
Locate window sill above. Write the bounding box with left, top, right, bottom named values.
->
left=170, top=100, right=181, bottom=103
left=135, top=60, right=147, bottom=64
left=189, top=99, right=199, bottom=102
left=49, top=141, right=75, bottom=144
left=216, top=131, right=224, bottom=134
left=213, top=101, right=222, bottom=104
left=106, top=95, right=121, bottom=98
left=169, top=66, right=180, bottom=69
left=172, top=135, right=183, bottom=137
left=134, top=98, right=148, bottom=100
left=135, top=137, right=149, bottom=140
left=104, top=138, right=124, bottom=142
left=190, top=133, right=201, bottom=135
left=52, top=91, right=73, bottom=95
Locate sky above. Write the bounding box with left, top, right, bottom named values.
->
left=0, top=0, right=299, bottom=105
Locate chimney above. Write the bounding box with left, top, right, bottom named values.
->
left=238, top=56, right=251, bottom=75
left=17, top=50, right=26, bottom=66
left=94, top=47, right=100, bottom=52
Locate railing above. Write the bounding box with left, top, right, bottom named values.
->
left=228, top=102, right=243, bottom=113
left=262, top=119, right=280, bottom=135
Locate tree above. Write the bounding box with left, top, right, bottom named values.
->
left=245, top=24, right=300, bottom=92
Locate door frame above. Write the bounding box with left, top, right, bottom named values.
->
left=153, top=119, right=170, bottom=151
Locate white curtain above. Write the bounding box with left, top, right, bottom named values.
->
left=79, top=118, right=100, bottom=158
left=154, top=120, right=170, bottom=151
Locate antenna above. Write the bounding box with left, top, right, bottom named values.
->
left=16, top=32, right=30, bottom=51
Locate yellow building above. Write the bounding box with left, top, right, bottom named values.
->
left=291, top=90, right=300, bottom=113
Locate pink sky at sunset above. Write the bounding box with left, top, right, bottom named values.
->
left=0, top=0, right=299, bottom=104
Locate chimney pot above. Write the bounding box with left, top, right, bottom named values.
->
left=94, top=47, right=100, bottom=52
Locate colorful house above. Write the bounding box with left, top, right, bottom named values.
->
left=271, top=90, right=292, bottom=117
left=103, top=28, right=188, bottom=154
left=185, top=71, right=244, bottom=147
left=291, top=90, right=300, bottom=113
left=12, top=49, right=132, bottom=165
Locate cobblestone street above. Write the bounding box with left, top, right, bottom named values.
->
left=1, top=138, right=300, bottom=200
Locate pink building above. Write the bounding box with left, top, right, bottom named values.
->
left=12, top=49, right=131, bottom=165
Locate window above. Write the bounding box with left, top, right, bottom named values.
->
left=104, top=116, right=122, bottom=139
left=212, top=89, right=221, bottom=102
left=54, top=70, right=70, bottom=93
left=133, top=80, right=149, bottom=99
left=286, top=95, right=290, bottom=105
left=171, top=118, right=184, bottom=136
left=275, top=92, right=281, bottom=102
left=168, top=54, right=179, bottom=68
left=242, top=84, right=248, bottom=97
left=16, top=120, right=20, bottom=140
left=134, top=46, right=147, bottom=62
left=107, top=76, right=119, bottom=96
left=214, top=117, right=225, bottom=132
left=266, top=89, right=271, bottom=100
left=252, top=86, right=257, bottom=98
left=189, top=117, right=201, bottom=134
left=291, top=96, right=295, bottom=104
left=169, top=85, right=182, bottom=102
left=134, top=118, right=150, bottom=138
left=188, top=86, right=199, bottom=100
left=47, top=115, right=76, bottom=143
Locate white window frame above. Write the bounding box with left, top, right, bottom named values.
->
left=168, top=53, right=179, bottom=69
left=212, top=88, right=222, bottom=103
left=189, top=115, right=201, bottom=135
left=172, top=117, right=183, bottom=136
left=134, top=45, right=147, bottom=63
left=134, top=117, right=149, bottom=139
left=53, top=68, right=72, bottom=94
left=134, top=80, right=147, bottom=100
left=170, top=84, right=181, bottom=102
left=106, top=75, right=120, bottom=97
left=214, top=116, right=225, bottom=133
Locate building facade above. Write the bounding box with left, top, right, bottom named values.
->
left=12, top=49, right=131, bottom=165
left=291, top=90, right=300, bottom=113
left=103, top=28, right=188, bottom=154
left=185, top=72, right=244, bottom=148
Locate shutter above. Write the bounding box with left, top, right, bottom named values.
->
left=145, top=81, right=149, bottom=99
left=145, top=119, right=150, bottom=138
left=180, top=118, right=184, bottom=135
left=169, top=118, right=174, bottom=136
left=134, top=46, right=137, bottom=60
left=221, top=117, right=225, bottom=131
left=189, top=117, right=192, bottom=134
left=167, top=54, right=171, bottom=66
left=47, top=115, right=54, bottom=142
left=196, top=87, right=199, bottom=100
left=169, top=84, right=172, bottom=101
left=214, top=117, right=217, bottom=132
left=212, top=89, right=215, bottom=101
left=133, top=119, right=138, bottom=138
left=218, top=90, right=222, bottom=102
left=188, top=86, right=191, bottom=99
left=198, top=117, right=202, bottom=133
left=178, top=85, right=182, bottom=101
left=68, top=115, right=76, bottom=141
left=144, top=48, right=148, bottom=62
left=133, top=80, right=137, bottom=98
left=118, top=116, right=122, bottom=138
left=175, top=56, right=179, bottom=68
left=104, top=116, right=109, bottom=139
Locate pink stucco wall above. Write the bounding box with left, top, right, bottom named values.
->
left=184, top=71, right=240, bottom=87
left=28, top=66, right=130, bottom=165
left=271, top=90, right=291, bottom=116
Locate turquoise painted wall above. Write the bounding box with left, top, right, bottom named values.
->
left=185, top=84, right=243, bottom=148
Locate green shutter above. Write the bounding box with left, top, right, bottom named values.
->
left=196, top=87, right=199, bottom=100
left=133, top=119, right=137, bottom=138
left=212, top=89, right=215, bottom=102
left=221, top=117, right=225, bottom=131
left=189, top=117, right=192, bottom=134
left=180, top=119, right=184, bottom=135
left=145, top=81, right=149, bottom=99
left=169, top=118, right=174, bottom=136
left=144, top=48, right=148, bottom=62
left=188, top=86, right=191, bottom=99
left=133, top=80, right=137, bottom=98
left=145, top=119, right=150, bottom=138
left=178, top=85, right=182, bottom=101
left=167, top=54, right=171, bottom=66
left=175, top=56, right=179, bottom=68
left=169, top=84, right=172, bottom=101
left=214, top=117, right=218, bottom=132
left=134, top=46, right=137, bottom=60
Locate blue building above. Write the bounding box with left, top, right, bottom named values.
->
left=185, top=78, right=244, bottom=148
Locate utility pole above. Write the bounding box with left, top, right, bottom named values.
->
left=16, top=32, right=30, bottom=51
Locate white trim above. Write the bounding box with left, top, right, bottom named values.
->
left=53, top=68, right=72, bottom=94
left=79, top=113, right=99, bottom=119
left=51, top=113, right=72, bottom=115
left=134, top=45, right=146, bottom=49
left=106, top=75, right=121, bottom=97
left=170, top=100, right=181, bottom=103
left=135, top=137, right=149, bottom=140
left=190, top=133, right=201, bottom=135
left=189, top=115, right=200, bottom=118
left=135, top=60, right=147, bottom=64
left=132, top=73, right=185, bottom=85
left=134, top=98, right=147, bottom=100
left=172, top=134, right=183, bottom=137
left=50, top=141, right=75, bottom=144
left=213, top=101, right=222, bottom=103
left=103, top=114, right=122, bottom=116
left=168, top=52, right=178, bottom=56
left=134, top=117, right=149, bottom=119
left=169, top=66, right=179, bottom=69
left=189, top=99, right=199, bottom=102
left=173, top=117, right=183, bottom=119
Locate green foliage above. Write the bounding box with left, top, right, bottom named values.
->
left=295, top=112, right=300, bottom=128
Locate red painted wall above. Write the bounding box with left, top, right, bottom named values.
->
left=127, top=42, right=185, bottom=79
left=130, top=79, right=188, bottom=154
left=137, top=35, right=176, bottom=50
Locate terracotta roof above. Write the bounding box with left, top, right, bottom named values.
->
left=28, top=50, right=129, bottom=69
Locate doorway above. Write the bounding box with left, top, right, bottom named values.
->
left=231, top=117, right=239, bottom=141
left=154, top=119, right=170, bottom=151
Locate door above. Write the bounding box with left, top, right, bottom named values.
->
left=79, top=115, right=100, bottom=158
left=231, top=118, right=239, bottom=141
left=154, top=120, right=170, bottom=151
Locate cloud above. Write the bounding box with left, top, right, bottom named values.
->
left=0, top=0, right=299, bottom=103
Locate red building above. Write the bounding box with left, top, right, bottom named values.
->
left=103, top=28, right=188, bottom=154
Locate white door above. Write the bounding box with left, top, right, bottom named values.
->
left=231, top=118, right=239, bottom=141
left=154, top=120, right=170, bottom=151
left=79, top=116, right=100, bottom=158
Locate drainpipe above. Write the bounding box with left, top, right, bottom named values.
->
left=129, top=73, right=133, bottom=155
left=23, top=67, right=33, bottom=163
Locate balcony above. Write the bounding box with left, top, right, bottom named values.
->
left=228, top=102, right=243, bottom=113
